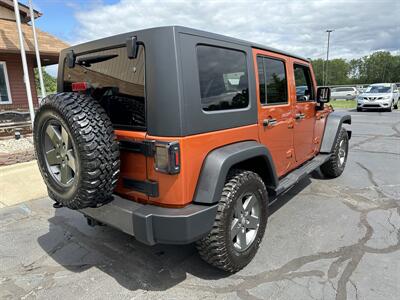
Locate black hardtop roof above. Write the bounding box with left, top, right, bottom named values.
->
left=68, top=25, right=309, bottom=62
left=174, top=26, right=310, bottom=62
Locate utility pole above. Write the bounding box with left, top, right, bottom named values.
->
left=29, top=0, right=46, bottom=101
left=13, top=0, right=35, bottom=125
left=325, top=29, right=334, bottom=86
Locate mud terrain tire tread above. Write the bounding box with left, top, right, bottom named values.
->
left=34, top=92, right=120, bottom=209
left=196, top=170, right=268, bottom=273
left=320, top=127, right=348, bottom=178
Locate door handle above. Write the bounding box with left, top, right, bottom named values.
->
left=295, top=113, right=305, bottom=120
left=263, top=118, right=277, bottom=127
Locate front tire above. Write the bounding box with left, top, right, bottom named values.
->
left=196, top=170, right=268, bottom=273
left=320, top=127, right=349, bottom=178
left=386, top=101, right=393, bottom=112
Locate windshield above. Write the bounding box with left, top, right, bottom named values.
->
left=365, top=85, right=391, bottom=93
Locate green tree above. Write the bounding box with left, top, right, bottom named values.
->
left=34, top=67, right=57, bottom=95
left=311, top=58, right=350, bottom=86
left=325, top=58, right=350, bottom=85
left=311, top=52, right=400, bottom=86
left=358, top=51, right=400, bottom=83
left=310, top=58, right=324, bottom=85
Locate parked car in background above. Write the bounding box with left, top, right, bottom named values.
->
left=357, top=83, right=399, bottom=112
left=331, top=87, right=359, bottom=100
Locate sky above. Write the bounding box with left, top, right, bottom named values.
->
left=20, top=0, right=400, bottom=75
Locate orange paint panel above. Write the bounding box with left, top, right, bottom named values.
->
left=146, top=124, right=259, bottom=206
left=252, top=49, right=296, bottom=177
left=114, top=130, right=149, bottom=201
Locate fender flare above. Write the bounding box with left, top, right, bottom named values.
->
left=193, top=141, right=278, bottom=205
left=320, top=111, right=352, bottom=154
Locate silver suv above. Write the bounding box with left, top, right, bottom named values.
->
left=331, top=87, right=359, bottom=100
left=357, top=83, right=399, bottom=112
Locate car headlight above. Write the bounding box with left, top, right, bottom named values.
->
left=383, top=95, right=391, bottom=100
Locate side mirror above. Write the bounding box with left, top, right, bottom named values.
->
left=317, top=86, right=331, bottom=104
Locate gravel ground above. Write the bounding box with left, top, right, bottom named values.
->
left=0, top=136, right=34, bottom=154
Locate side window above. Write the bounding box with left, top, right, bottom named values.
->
left=197, top=45, right=249, bottom=111
left=294, top=64, right=315, bottom=102
left=257, top=57, right=266, bottom=104
left=257, top=56, right=288, bottom=105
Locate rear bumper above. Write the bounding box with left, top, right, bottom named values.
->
left=79, top=195, right=218, bottom=245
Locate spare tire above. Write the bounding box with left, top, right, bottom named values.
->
left=33, top=92, right=120, bottom=209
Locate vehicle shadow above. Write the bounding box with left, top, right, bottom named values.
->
left=37, top=175, right=316, bottom=291
left=37, top=206, right=228, bottom=291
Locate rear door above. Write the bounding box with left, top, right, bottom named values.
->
left=253, top=49, right=295, bottom=177
left=292, top=61, right=317, bottom=164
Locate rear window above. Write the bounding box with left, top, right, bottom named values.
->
left=63, top=46, right=145, bottom=130
left=196, top=45, right=249, bottom=112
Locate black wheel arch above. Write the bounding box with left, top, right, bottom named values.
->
left=193, top=141, right=278, bottom=205
left=320, top=111, right=352, bottom=154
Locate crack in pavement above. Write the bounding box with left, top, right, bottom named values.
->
left=185, top=162, right=400, bottom=300
left=351, top=149, right=400, bottom=156
left=1, top=116, right=399, bottom=300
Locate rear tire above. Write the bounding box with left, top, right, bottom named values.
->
left=196, top=170, right=268, bottom=272
left=320, top=127, right=349, bottom=178
left=34, top=92, right=120, bottom=209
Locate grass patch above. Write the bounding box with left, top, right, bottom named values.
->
left=329, top=100, right=356, bottom=109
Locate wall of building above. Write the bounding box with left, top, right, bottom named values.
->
left=0, top=52, right=38, bottom=111
left=0, top=5, right=16, bottom=21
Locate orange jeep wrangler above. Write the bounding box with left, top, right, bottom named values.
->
left=33, top=26, right=351, bottom=272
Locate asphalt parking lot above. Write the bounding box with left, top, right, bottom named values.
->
left=1, top=109, right=399, bottom=300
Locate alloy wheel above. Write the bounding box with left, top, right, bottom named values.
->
left=338, top=139, right=347, bottom=167
left=231, top=193, right=260, bottom=252
left=42, top=120, right=77, bottom=186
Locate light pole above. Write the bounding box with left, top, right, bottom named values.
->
left=29, top=0, right=46, bottom=101
left=324, top=29, right=334, bottom=86
left=13, top=0, right=35, bottom=125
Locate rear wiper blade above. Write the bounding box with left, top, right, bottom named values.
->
left=76, top=54, right=118, bottom=67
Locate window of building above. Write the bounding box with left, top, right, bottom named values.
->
left=197, top=45, right=249, bottom=111
left=257, top=56, right=288, bottom=105
left=0, top=62, right=12, bottom=104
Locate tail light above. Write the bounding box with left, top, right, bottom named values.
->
left=154, top=141, right=180, bottom=174
left=72, top=82, right=90, bottom=92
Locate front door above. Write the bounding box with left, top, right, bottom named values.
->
left=254, top=50, right=295, bottom=177
left=292, top=62, right=317, bottom=165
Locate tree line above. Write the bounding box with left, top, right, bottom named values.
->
left=311, top=51, right=400, bottom=86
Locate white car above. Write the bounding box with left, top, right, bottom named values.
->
left=357, top=83, right=399, bottom=112
left=331, top=87, right=359, bottom=100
